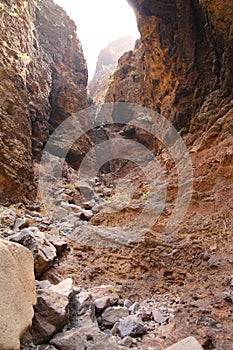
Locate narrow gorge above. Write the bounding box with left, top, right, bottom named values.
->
left=0, top=1, right=232, bottom=350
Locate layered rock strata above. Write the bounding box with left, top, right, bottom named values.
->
left=0, top=0, right=88, bottom=204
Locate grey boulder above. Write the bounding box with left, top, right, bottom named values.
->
left=50, top=325, right=123, bottom=350
left=118, top=315, right=146, bottom=338
left=166, top=336, right=204, bottom=350
left=9, top=227, right=57, bottom=277
left=101, top=306, right=129, bottom=328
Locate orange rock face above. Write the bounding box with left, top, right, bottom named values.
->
left=0, top=0, right=88, bottom=204
left=107, top=0, right=232, bottom=130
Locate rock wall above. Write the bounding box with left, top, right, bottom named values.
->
left=89, top=36, right=135, bottom=104
left=34, top=0, right=88, bottom=133
left=105, top=0, right=233, bottom=228
left=107, top=0, right=233, bottom=132
left=0, top=0, right=88, bottom=204
left=105, top=39, right=146, bottom=103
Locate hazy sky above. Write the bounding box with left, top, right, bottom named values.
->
left=54, top=0, right=139, bottom=79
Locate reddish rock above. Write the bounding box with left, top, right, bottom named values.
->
left=89, top=36, right=136, bottom=104
left=105, top=39, right=145, bottom=104
left=166, top=336, right=204, bottom=350
left=34, top=0, right=88, bottom=132
left=0, top=0, right=88, bottom=204
left=107, top=0, right=232, bottom=133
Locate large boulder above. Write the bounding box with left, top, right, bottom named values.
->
left=50, top=325, right=123, bottom=350
left=28, top=279, right=73, bottom=344
left=118, top=315, right=146, bottom=338
left=9, top=227, right=57, bottom=277
left=68, top=290, right=96, bottom=329
left=88, top=285, right=119, bottom=314
left=0, top=239, right=36, bottom=350
left=89, top=285, right=119, bottom=302
left=101, top=306, right=129, bottom=328
left=75, top=181, right=94, bottom=200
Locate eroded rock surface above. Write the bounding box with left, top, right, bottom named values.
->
left=0, top=0, right=88, bottom=204
left=89, top=36, right=135, bottom=104
left=108, top=0, right=233, bottom=132
left=9, top=227, right=57, bottom=277
left=0, top=239, right=36, bottom=350
left=50, top=325, right=123, bottom=350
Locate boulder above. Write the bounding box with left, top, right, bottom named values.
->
left=111, top=321, right=120, bottom=335
left=129, top=302, right=140, bottom=315
left=124, top=299, right=133, bottom=309
left=101, top=306, right=129, bottom=328
left=0, top=239, right=36, bottom=350
left=68, top=291, right=96, bottom=329
left=120, top=336, right=135, bottom=347
left=49, top=278, right=73, bottom=298
left=9, top=227, right=57, bottom=277
left=29, top=281, right=72, bottom=344
left=48, top=236, right=68, bottom=255
left=118, top=315, right=146, bottom=338
left=83, top=200, right=96, bottom=209
left=166, top=336, right=204, bottom=350
left=13, top=217, right=28, bottom=231
left=50, top=325, right=123, bottom=350
left=89, top=285, right=119, bottom=303
left=75, top=181, right=94, bottom=200
left=94, top=296, right=115, bottom=313
left=80, top=209, right=94, bottom=221
left=0, top=206, right=16, bottom=228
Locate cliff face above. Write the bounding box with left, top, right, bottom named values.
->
left=105, top=0, right=233, bottom=233
left=105, top=39, right=146, bottom=103
left=107, top=0, right=232, bottom=132
left=0, top=1, right=233, bottom=349
left=88, top=36, right=135, bottom=104
left=34, top=0, right=88, bottom=133
left=105, top=0, right=233, bottom=211
left=0, top=0, right=88, bottom=204
left=103, top=4, right=233, bottom=347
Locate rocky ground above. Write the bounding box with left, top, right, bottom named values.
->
left=0, top=157, right=232, bottom=349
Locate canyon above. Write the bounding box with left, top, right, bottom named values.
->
left=89, top=36, right=135, bottom=104
left=0, top=0, right=232, bottom=349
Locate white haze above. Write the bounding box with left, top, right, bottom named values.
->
left=54, top=0, right=140, bottom=79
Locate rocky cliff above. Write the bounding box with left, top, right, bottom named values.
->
left=89, top=36, right=135, bottom=104
left=105, top=39, right=146, bottom=103
left=102, top=1, right=233, bottom=347
left=0, top=0, right=88, bottom=204
left=105, top=0, right=233, bottom=226
left=107, top=0, right=232, bottom=131
left=104, top=0, right=233, bottom=245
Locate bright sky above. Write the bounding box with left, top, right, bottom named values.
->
left=54, top=0, right=139, bottom=79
